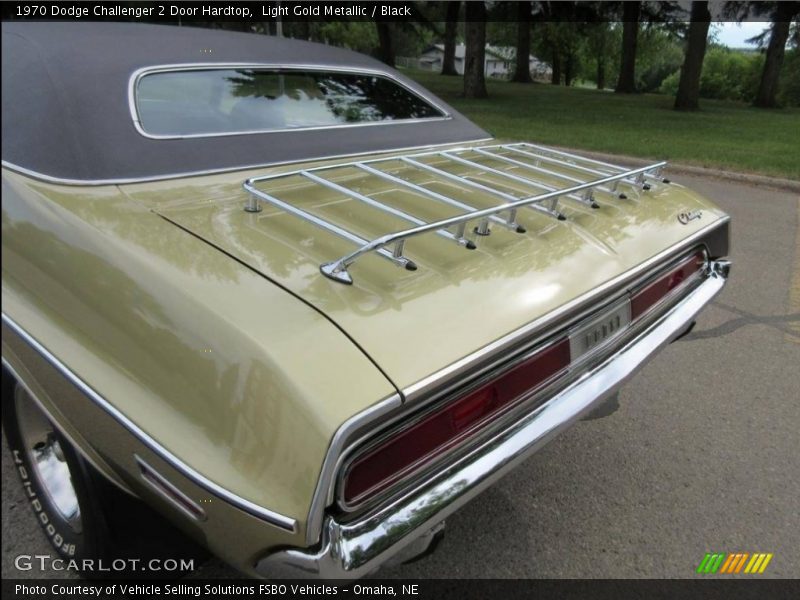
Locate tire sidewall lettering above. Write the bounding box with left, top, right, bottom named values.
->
left=12, top=442, right=79, bottom=555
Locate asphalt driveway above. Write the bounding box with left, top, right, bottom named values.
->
left=3, top=174, right=799, bottom=579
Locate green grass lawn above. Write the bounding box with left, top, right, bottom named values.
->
left=404, top=69, right=800, bottom=180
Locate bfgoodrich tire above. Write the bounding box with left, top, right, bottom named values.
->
left=2, top=381, right=112, bottom=568
left=2, top=373, right=208, bottom=578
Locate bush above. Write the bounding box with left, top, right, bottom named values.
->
left=633, top=26, right=685, bottom=93
left=660, top=46, right=763, bottom=103
left=659, top=70, right=680, bottom=96
left=700, top=47, right=762, bottom=101
left=779, top=48, right=800, bottom=107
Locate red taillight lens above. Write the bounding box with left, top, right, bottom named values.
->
left=343, top=251, right=706, bottom=507
left=630, top=251, right=705, bottom=320
left=342, top=339, right=570, bottom=506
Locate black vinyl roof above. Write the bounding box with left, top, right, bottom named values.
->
left=1, top=22, right=488, bottom=183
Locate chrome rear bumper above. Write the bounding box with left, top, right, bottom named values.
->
left=256, top=261, right=729, bottom=579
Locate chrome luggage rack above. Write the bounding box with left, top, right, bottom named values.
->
left=243, top=143, right=668, bottom=284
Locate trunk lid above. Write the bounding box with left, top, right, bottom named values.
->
left=123, top=141, right=727, bottom=393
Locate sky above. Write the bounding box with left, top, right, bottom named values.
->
left=714, top=22, right=770, bottom=48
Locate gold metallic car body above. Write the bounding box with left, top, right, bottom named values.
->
left=2, top=138, right=729, bottom=575
left=1, top=19, right=732, bottom=579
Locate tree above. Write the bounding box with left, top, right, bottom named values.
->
left=375, top=23, right=395, bottom=67
left=562, top=30, right=582, bottom=87
left=547, top=23, right=581, bottom=86
left=441, top=1, right=461, bottom=75
left=753, top=2, right=800, bottom=107
left=615, top=1, right=641, bottom=93
left=585, top=23, right=614, bottom=90
left=536, top=22, right=566, bottom=85
left=674, top=1, right=711, bottom=110
left=535, top=4, right=576, bottom=86
left=511, top=1, right=533, bottom=82
left=581, top=1, right=630, bottom=90
left=463, top=2, right=488, bottom=98
left=550, top=49, right=562, bottom=84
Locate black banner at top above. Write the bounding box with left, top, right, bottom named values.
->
left=0, top=1, right=778, bottom=23
left=5, top=2, right=420, bottom=22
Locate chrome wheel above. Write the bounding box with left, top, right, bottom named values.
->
left=14, top=387, right=82, bottom=533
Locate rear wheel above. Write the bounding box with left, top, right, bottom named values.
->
left=4, top=383, right=109, bottom=563
left=3, top=373, right=208, bottom=577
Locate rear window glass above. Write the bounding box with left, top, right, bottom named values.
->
left=135, top=68, right=447, bottom=137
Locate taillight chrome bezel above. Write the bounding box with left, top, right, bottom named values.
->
left=338, top=337, right=572, bottom=509
left=630, top=250, right=707, bottom=322
left=335, top=247, right=710, bottom=514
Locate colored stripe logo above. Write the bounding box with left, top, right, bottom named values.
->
left=697, top=552, right=773, bottom=574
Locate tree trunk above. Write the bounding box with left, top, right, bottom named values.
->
left=463, top=2, right=488, bottom=98
left=753, top=3, right=797, bottom=108
left=375, top=23, right=395, bottom=67
left=512, top=1, right=533, bottom=83
left=615, top=2, right=640, bottom=93
left=551, top=50, right=561, bottom=85
left=296, top=21, right=310, bottom=41
left=674, top=1, right=711, bottom=111
left=564, top=52, right=574, bottom=86
left=441, top=1, right=460, bottom=75
left=597, top=57, right=605, bottom=89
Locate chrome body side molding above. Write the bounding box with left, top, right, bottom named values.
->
left=258, top=261, right=730, bottom=579
left=0, top=313, right=298, bottom=533
left=1, top=356, right=135, bottom=497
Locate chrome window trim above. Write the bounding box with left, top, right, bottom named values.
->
left=0, top=313, right=298, bottom=533
left=128, top=63, right=452, bottom=140
left=0, top=138, right=494, bottom=187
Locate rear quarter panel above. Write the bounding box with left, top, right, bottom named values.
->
left=1, top=169, right=397, bottom=567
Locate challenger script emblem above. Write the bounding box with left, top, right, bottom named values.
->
left=678, top=210, right=703, bottom=224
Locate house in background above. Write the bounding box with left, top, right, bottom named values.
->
left=487, top=45, right=553, bottom=80
left=417, top=44, right=508, bottom=77
left=414, top=44, right=552, bottom=80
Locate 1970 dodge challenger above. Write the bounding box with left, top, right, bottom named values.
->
left=1, top=22, right=730, bottom=578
